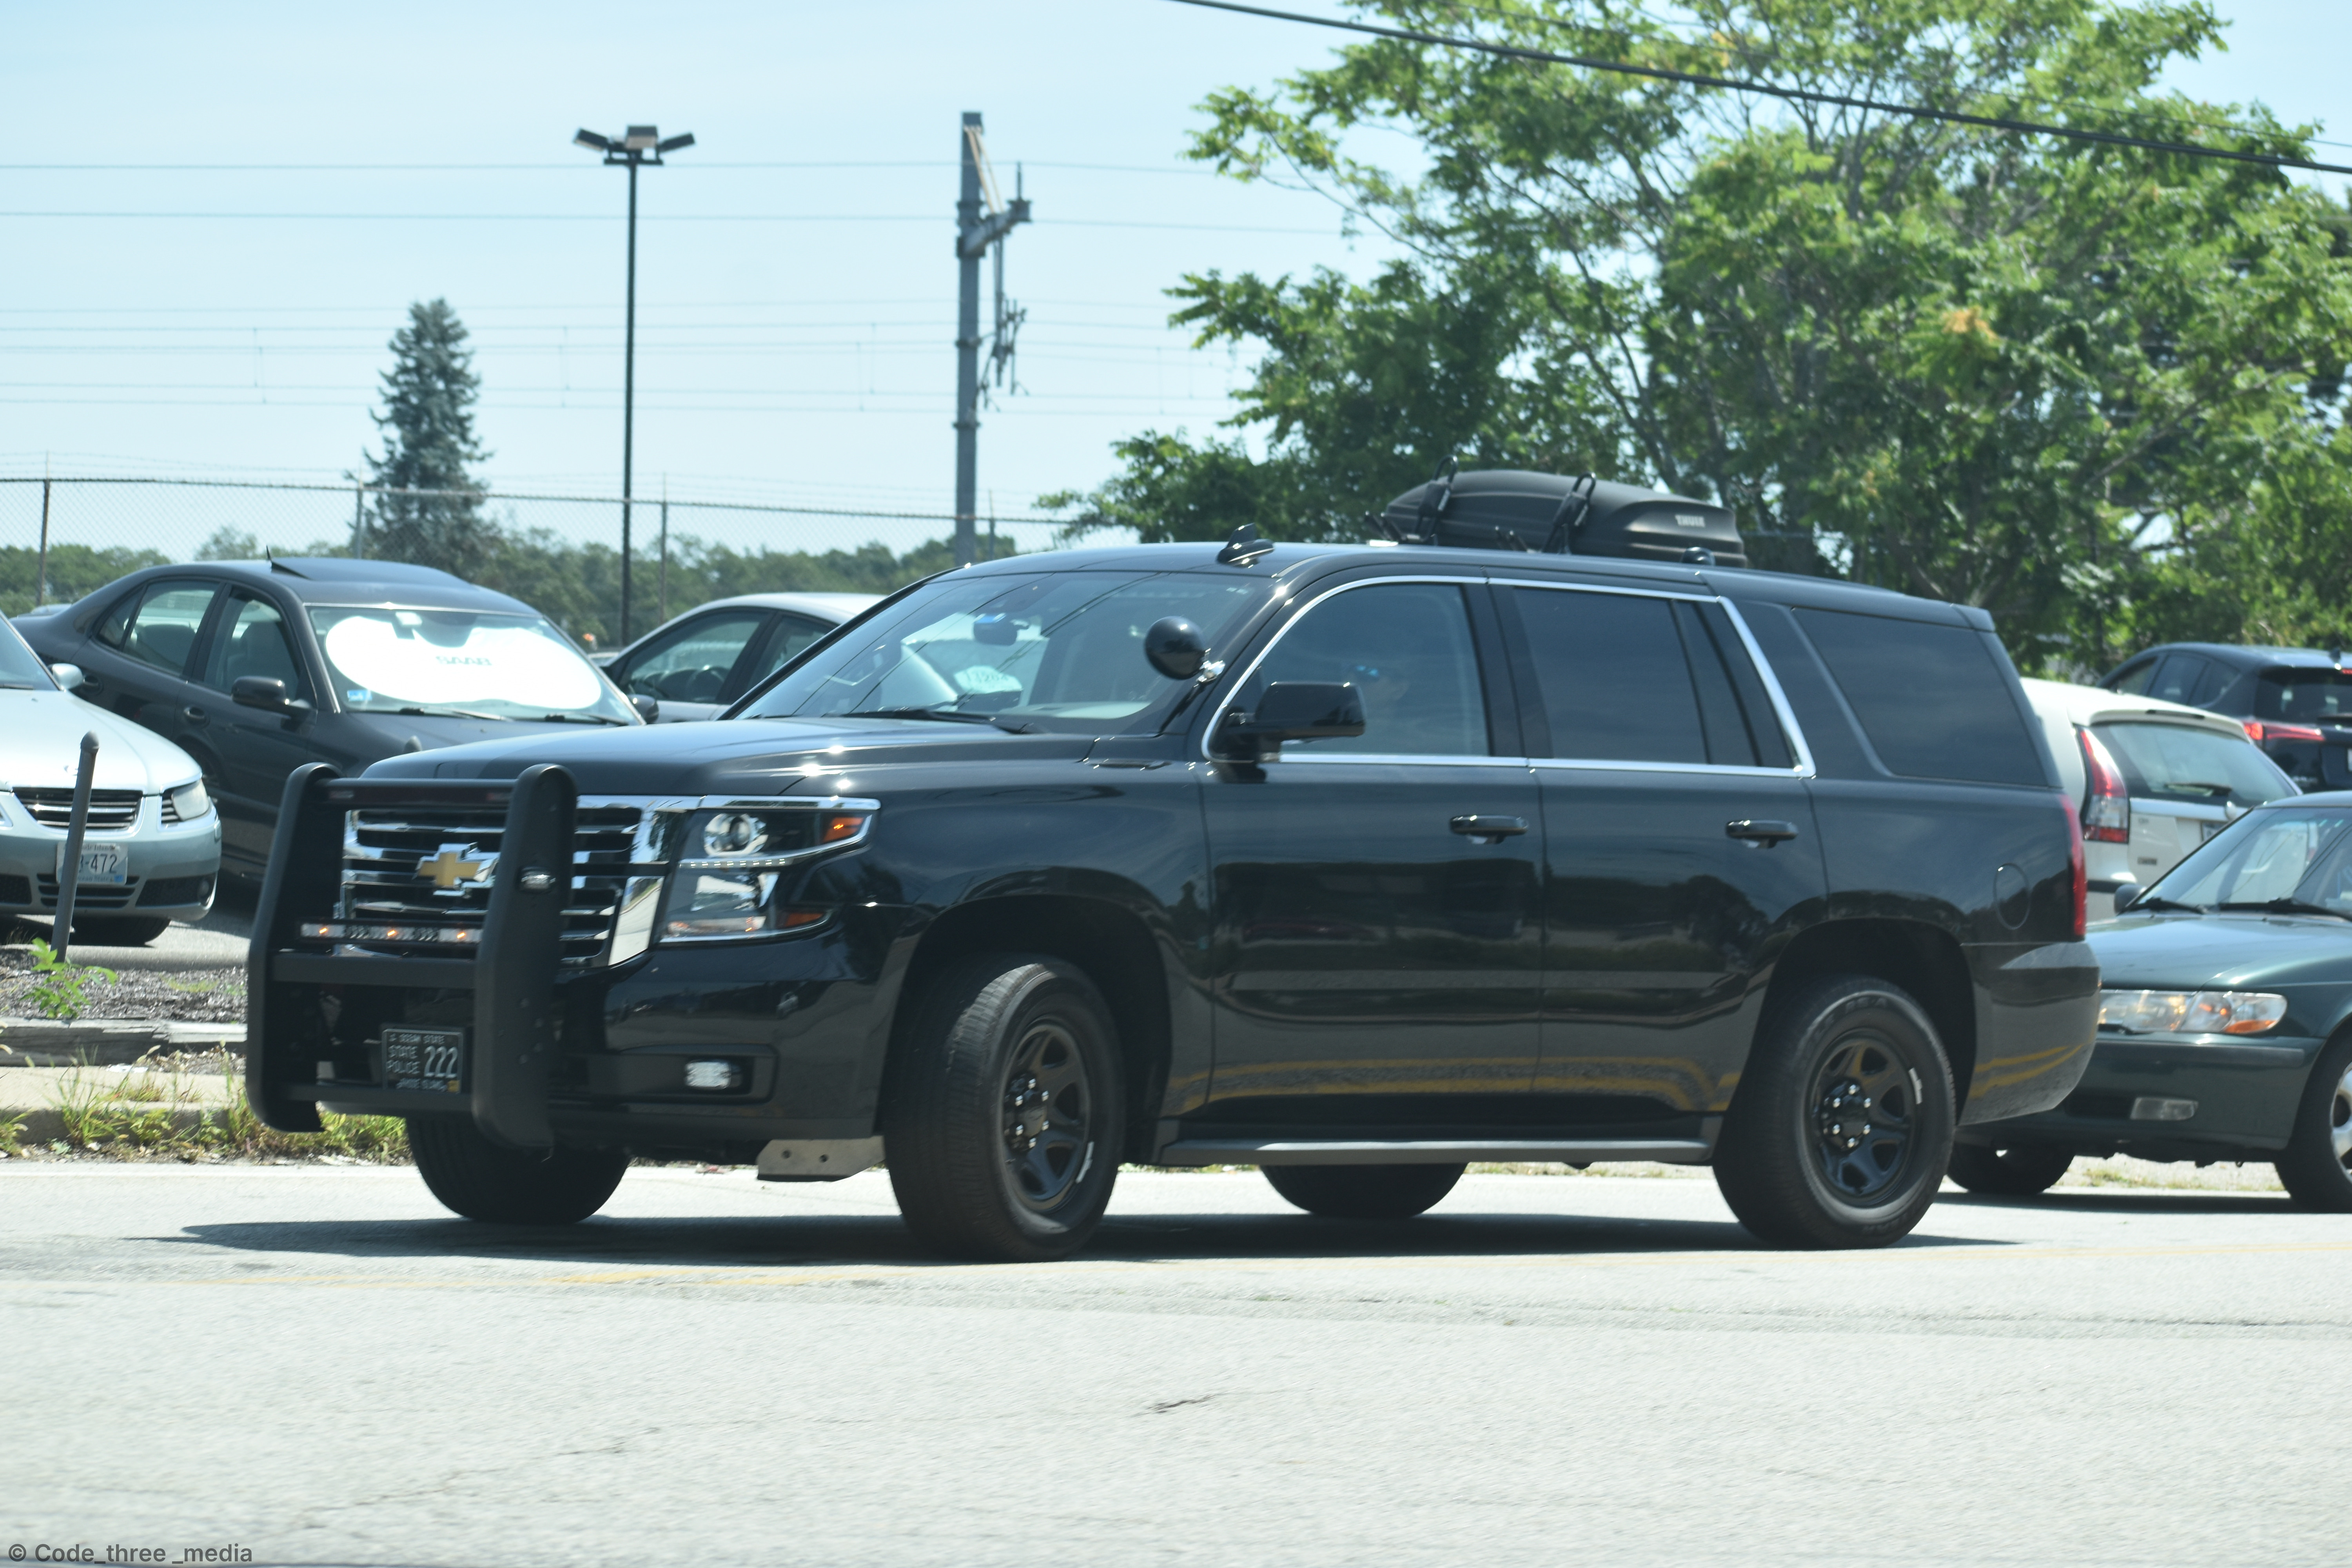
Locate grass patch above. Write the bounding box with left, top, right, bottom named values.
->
left=27, top=1053, right=409, bottom=1163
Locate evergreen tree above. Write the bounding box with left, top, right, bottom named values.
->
left=362, top=299, right=495, bottom=577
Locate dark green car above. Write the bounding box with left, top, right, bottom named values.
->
left=1952, top=796, right=2352, bottom=1208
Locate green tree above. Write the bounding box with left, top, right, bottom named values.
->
left=1065, top=1, right=2352, bottom=670
left=362, top=299, right=495, bottom=577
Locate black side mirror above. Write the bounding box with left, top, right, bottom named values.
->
left=1212, top=681, right=1367, bottom=761
left=1144, top=616, right=1207, bottom=680
left=631, top=694, right=660, bottom=723
left=232, top=675, right=312, bottom=714
left=2111, top=882, right=2143, bottom=915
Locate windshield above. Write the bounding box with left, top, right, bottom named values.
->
left=2143, top=806, right=2352, bottom=912
left=2254, top=669, right=2352, bottom=723
left=0, top=619, right=58, bottom=691
left=2094, top=720, right=2295, bottom=809
left=735, top=568, right=1270, bottom=734
left=307, top=606, right=633, bottom=723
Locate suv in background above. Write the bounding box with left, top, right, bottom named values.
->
left=2024, top=678, right=2297, bottom=921
left=248, top=527, right=2101, bottom=1259
left=2099, top=643, right=2352, bottom=789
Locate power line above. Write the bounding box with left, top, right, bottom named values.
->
left=5, top=160, right=1227, bottom=174
left=1165, top=0, right=2352, bottom=178
left=0, top=210, right=1343, bottom=234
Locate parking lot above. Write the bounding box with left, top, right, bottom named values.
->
left=4, top=1163, right=2346, bottom=1567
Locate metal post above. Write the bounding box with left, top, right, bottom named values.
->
left=352, top=483, right=365, bottom=559
left=36, top=476, right=51, bottom=606
left=621, top=154, right=639, bottom=644
left=658, top=488, right=669, bottom=626
left=52, top=731, right=98, bottom=962
left=955, top=113, right=984, bottom=568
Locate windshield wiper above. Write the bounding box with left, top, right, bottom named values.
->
left=531, top=711, right=626, bottom=725
left=2131, top=895, right=2206, bottom=914
left=2217, top=898, right=2352, bottom=920
left=394, top=705, right=505, bottom=722
left=839, top=706, right=1041, bottom=734
left=2163, top=781, right=2236, bottom=797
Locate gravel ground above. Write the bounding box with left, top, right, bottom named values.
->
left=0, top=940, right=243, bottom=1020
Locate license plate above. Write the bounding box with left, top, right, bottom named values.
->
left=56, top=840, right=127, bottom=886
left=382, top=1026, right=466, bottom=1093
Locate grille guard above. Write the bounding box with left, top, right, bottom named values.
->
left=248, top=763, right=577, bottom=1149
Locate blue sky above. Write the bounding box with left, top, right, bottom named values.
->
left=3, top=1, right=2343, bottom=557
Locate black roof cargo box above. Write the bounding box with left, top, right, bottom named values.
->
left=1377, top=466, right=1746, bottom=568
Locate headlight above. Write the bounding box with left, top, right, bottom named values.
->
left=166, top=779, right=212, bottom=822
left=2098, top=989, right=2287, bottom=1036
left=658, top=803, right=871, bottom=942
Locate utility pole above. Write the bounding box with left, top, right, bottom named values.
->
left=575, top=122, right=695, bottom=642
left=954, top=112, right=1031, bottom=566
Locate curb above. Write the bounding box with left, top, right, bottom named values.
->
left=4, top=1106, right=225, bottom=1145
left=0, top=1017, right=244, bottom=1068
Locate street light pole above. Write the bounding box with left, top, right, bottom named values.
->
left=575, top=123, right=694, bottom=645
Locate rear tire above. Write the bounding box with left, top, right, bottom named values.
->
left=1713, top=974, right=1955, bottom=1249
left=407, top=1116, right=628, bottom=1225
left=72, top=915, right=171, bottom=947
left=884, top=955, right=1124, bottom=1262
left=1262, top=1162, right=1464, bottom=1219
left=1946, top=1141, right=2075, bottom=1196
left=2274, top=1034, right=2352, bottom=1212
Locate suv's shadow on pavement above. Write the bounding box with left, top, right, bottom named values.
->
left=1940, top=1189, right=2299, bottom=1216
left=162, top=1205, right=1999, bottom=1269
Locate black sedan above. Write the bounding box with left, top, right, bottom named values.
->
left=15, top=557, right=639, bottom=877
left=1950, top=795, right=2352, bottom=1209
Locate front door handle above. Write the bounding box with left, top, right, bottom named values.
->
left=183, top=706, right=210, bottom=726
left=1727, top=818, right=1799, bottom=845
left=1450, top=814, right=1528, bottom=844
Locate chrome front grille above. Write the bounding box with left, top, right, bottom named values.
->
left=339, top=798, right=644, bottom=964
left=16, top=788, right=141, bottom=831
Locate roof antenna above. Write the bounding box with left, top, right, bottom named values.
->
left=1216, top=523, right=1274, bottom=566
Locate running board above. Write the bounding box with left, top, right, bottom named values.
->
left=1154, top=1137, right=1714, bottom=1168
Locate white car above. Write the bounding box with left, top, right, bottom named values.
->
left=2023, top=677, right=2297, bottom=920
left=594, top=592, right=880, bottom=722
left=0, top=619, right=221, bottom=946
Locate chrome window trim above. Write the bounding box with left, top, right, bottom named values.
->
left=1198, top=574, right=1493, bottom=765
left=1497, top=580, right=1817, bottom=780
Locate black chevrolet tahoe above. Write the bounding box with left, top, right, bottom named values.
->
left=249, top=528, right=2100, bottom=1258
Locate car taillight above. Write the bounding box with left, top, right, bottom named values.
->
left=2076, top=726, right=2130, bottom=844
left=2244, top=719, right=2325, bottom=746
left=2064, top=798, right=2087, bottom=939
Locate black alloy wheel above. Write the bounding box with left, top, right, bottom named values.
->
left=1262, top=1162, right=1465, bottom=1220
left=1946, top=1141, right=2076, bottom=1197
left=885, top=954, right=1125, bottom=1262
left=1713, top=973, right=1956, bottom=1249
left=2275, top=1033, right=2352, bottom=1212
left=407, top=1115, right=630, bottom=1225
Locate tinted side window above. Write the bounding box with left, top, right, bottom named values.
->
left=2149, top=654, right=2213, bottom=707
left=1513, top=588, right=1703, bottom=763
left=204, top=593, right=307, bottom=697
left=2106, top=658, right=2157, bottom=695
left=107, top=580, right=219, bottom=678
left=1249, top=581, right=1487, bottom=757
left=1793, top=607, right=2045, bottom=785
left=2182, top=659, right=2234, bottom=709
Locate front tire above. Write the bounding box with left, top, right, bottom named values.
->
left=2274, top=1034, right=2352, bottom=1212
left=1263, top=1162, right=1464, bottom=1219
left=884, top=955, right=1124, bottom=1262
left=1713, top=974, right=1955, bottom=1249
left=407, top=1116, right=629, bottom=1225
left=1946, top=1141, right=2074, bottom=1196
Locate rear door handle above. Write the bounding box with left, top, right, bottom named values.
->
left=183, top=706, right=209, bottom=725
left=1451, top=815, right=1528, bottom=843
left=1726, top=818, right=1798, bottom=844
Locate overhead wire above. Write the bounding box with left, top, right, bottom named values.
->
left=1163, top=0, right=2352, bottom=177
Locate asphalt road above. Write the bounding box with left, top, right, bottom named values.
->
left=3, top=1165, right=2346, bottom=1568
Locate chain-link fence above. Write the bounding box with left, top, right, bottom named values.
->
left=0, top=476, right=1056, bottom=648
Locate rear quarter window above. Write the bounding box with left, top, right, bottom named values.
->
left=1793, top=607, right=2047, bottom=786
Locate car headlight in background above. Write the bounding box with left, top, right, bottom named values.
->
left=165, top=779, right=212, bottom=822
left=2098, top=989, right=2287, bottom=1036
left=659, top=803, right=871, bottom=941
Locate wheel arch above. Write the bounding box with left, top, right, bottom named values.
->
left=1763, top=919, right=1978, bottom=1112
left=890, top=892, right=1173, bottom=1156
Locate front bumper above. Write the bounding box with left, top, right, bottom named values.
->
left=0, top=809, right=222, bottom=918
left=1961, top=1031, right=2323, bottom=1158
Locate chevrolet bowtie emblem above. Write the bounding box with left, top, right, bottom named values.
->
left=419, top=844, right=493, bottom=891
